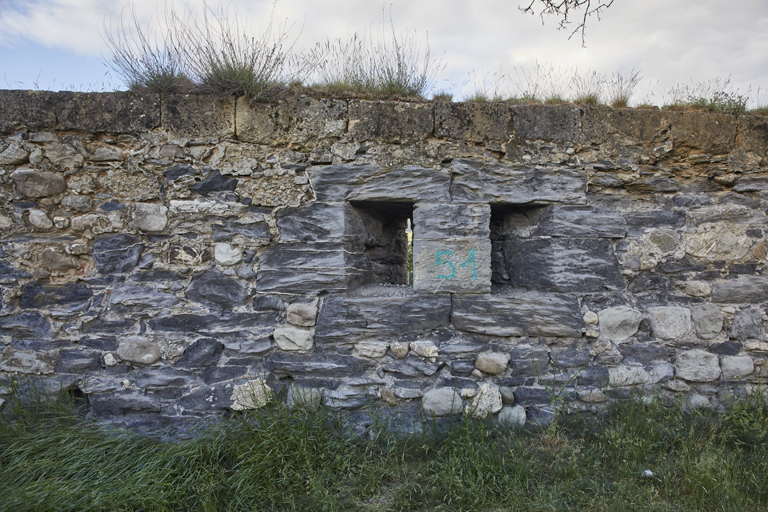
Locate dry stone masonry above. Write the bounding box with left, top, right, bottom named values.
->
left=1, top=90, right=768, bottom=433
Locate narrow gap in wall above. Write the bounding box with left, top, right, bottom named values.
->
left=489, top=203, right=547, bottom=294
left=67, top=386, right=91, bottom=415
left=349, top=201, right=414, bottom=288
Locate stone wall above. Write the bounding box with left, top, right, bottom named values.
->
left=1, top=90, right=767, bottom=433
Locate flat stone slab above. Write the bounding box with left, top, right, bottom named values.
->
left=452, top=292, right=582, bottom=337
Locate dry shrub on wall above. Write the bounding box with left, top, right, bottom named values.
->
left=306, top=10, right=444, bottom=99
left=103, top=2, right=307, bottom=99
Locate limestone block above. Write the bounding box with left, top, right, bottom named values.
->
left=237, top=97, right=347, bottom=145
left=390, top=342, right=409, bottom=358
left=273, top=326, right=314, bottom=352
left=90, top=146, right=123, bottom=161
left=646, top=306, right=692, bottom=341
left=404, top=341, right=436, bottom=359
left=286, top=386, right=323, bottom=410
left=608, top=365, right=652, bottom=387
left=422, top=388, right=463, bottom=416
left=578, top=390, right=606, bottom=403
left=685, top=226, right=751, bottom=262
left=354, top=341, right=388, bottom=359
left=0, top=348, right=57, bottom=374
left=230, top=379, right=272, bottom=410
left=0, top=142, right=28, bottom=165
left=684, top=281, right=711, bottom=298
left=116, top=336, right=161, bottom=365
left=349, top=100, right=433, bottom=143
left=131, top=203, right=168, bottom=232
left=12, top=169, right=66, bottom=198
left=39, top=247, right=78, bottom=271
left=214, top=243, right=242, bottom=266
left=286, top=303, right=318, bottom=327
left=498, top=405, right=526, bottom=426
left=475, top=352, right=509, bottom=375
left=650, top=362, right=675, bottom=383
left=61, top=195, right=93, bottom=212
left=512, top=104, right=581, bottom=143
left=450, top=158, right=586, bottom=204
left=436, top=101, right=511, bottom=142
left=28, top=210, right=53, bottom=230
left=675, top=349, right=721, bottom=382
left=690, top=304, right=723, bottom=339
left=56, top=91, right=160, bottom=133
left=162, top=94, right=234, bottom=138
left=598, top=306, right=642, bottom=342
left=721, top=355, right=754, bottom=380
left=467, top=383, right=503, bottom=418
left=0, top=90, right=58, bottom=132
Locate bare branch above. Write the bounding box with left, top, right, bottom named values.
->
left=520, top=0, right=615, bottom=46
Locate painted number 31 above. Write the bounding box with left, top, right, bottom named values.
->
left=435, top=249, right=477, bottom=280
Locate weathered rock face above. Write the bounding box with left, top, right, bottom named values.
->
left=1, top=92, right=767, bottom=434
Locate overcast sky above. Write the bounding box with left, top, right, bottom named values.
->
left=2, top=0, right=767, bottom=106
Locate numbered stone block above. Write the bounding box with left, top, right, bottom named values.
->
left=413, top=238, right=491, bottom=294
left=413, top=203, right=490, bottom=239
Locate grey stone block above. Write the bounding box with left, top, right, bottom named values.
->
left=266, top=352, right=362, bottom=378
left=730, top=309, right=762, bottom=341
left=690, top=304, right=723, bottom=340
left=452, top=293, right=582, bottom=337
left=162, top=94, right=235, bottom=138
left=191, top=171, right=238, bottom=197
left=413, top=203, right=490, bottom=239
left=581, top=107, right=663, bottom=144
left=413, top=238, right=491, bottom=294
left=257, top=242, right=356, bottom=294
left=0, top=312, right=51, bottom=339
left=92, top=234, right=145, bottom=274
left=56, top=91, right=160, bottom=133
left=450, top=159, right=586, bottom=204
left=309, top=164, right=451, bottom=203
left=349, top=100, right=433, bottom=143
left=384, top=356, right=440, bottom=378
left=90, top=390, right=161, bottom=416
left=132, top=368, right=196, bottom=388
left=533, top=205, right=627, bottom=238
left=0, top=262, right=31, bottom=284
left=55, top=349, right=101, bottom=373
left=277, top=202, right=356, bottom=243
left=185, top=269, right=247, bottom=309
left=110, top=285, right=180, bottom=308
left=148, top=312, right=280, bottom=335
left=498, top=238, right=625, bottom=293
left=12, top=169, right=66, bottom=198
left=712, top=276, right=768, bottom=303
left=513, top=387, right=551, bottom=406
left=0, top=90, right=58, bottom=133
left=511, top=105, right=580, bottom=143
left=315, top=294, right=451, bottom=344
left=237, top=97, right=347, bottom=145
left=618, top=344, right=676, bottom=366
left=212, top=219, right=271, bottom=243
left=175, top=338, right=224, bottom=368
left=435, top=101, right=511, bottom=142
left=20, top=283, right=92, bottom=309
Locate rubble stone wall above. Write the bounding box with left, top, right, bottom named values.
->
left=1, top=90, right=768, bottom=433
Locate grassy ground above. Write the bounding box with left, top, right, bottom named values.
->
left=0, top=389, right=766, bottom=511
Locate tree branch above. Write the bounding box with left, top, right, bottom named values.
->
left=520, top=0, right=615, bottom=46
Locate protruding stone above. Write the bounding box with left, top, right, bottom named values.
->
left=92, top=234, right=144, bottom=274
left=721, top=355, right=754, bottom=380
left=475, top=352, right=509, bottom=375
left=273, top=326, right=314, bottom=352
left=608, top=365, right=652, bottom=387
left=390, top=342, right=409, bottom=359
left=185, top=268, right=247, bottom=308
left=675, top=349, right=721, bottom=382
left=230, top=378, right=272, bottom=410
left=422, top=388, right=463, bottom=416
left=646, top=307, right=691, bottom=341
left=498, top=405, right=526, bottom=426
left=730, top=309, right=762, bottom=341
left=28, top=209, right=53, bottom=230
left=39, top=247, right=78, bottom=271
left=583, top=311, right=598, bottom=325
left=0, top=142, right=29, bottom=165
left=410, top=341, right=439, bottom=358
left=131, top=203, right=168, bottom=232
left=499, top=386, right=515, bottom=404
left=650, top=362, right=675, bottom=383
left=354, top=341, right=388, bottom=359
left=467, top=383, right=503, bottom=418
left=598, top=306, right=642, bottom=342
left=686, top=394, right=713, bottom=410
left=286, top=386, right=322, bottom=410
left=286, top=303, right=318, bottom=327
left=12, top=169, right=66, bottom=198
left=214, top=243, right=242, bottom=266
left=116, top=336, right=161, bottom=365
left=61, top=195, right=93, bottom=212
left=690, top=305, right=723, bottom=340
left=578, top=390, right=606, bottom=403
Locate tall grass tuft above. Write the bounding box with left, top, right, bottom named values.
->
left=606, top=69, right=642, bottom=107
left=306, top=12, right=443, bottom=99
left=571, top=68, right=605, bottom=106
left=102, top=5, right=192, bottom=94
left=665, top=76, right=749, bottom=115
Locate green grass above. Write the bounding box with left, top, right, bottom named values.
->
left=1, top=386, right=767, bottom=511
